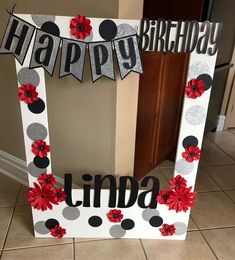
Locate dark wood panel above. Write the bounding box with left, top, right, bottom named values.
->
left=134, top=52, right=165, bottom=179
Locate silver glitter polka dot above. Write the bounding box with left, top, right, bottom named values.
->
left=27, top=123, right=47, bottom=141
left=17, top=67, right=40, bottom=86
left=188, top=61, right=211, bottom=79
left=142, top=209, right=159, bottom=221
left=27, top=162, right=47, bottom=177
left=34, top=221, right=50, bottom=234
left=31, top=15, right=56, bottom=27
left=185, top=106, right=206, bottom=125
left=174, top=222, right=187, bottom=235
left=175, top=159, right=194, bottom=175
left=62, top=207, right=80, bottom=220
left=115, top=24, right=136, bottom=38
left=109, top=225, right=126, bottom=238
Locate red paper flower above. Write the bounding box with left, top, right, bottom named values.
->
left=170, top=175, right=187, bottom=189
left=182, top=146, right=201, bottom=162
left=156, top=189, right=173, bottom=204
left=18, top=84, right=38, bottom=104
left=167, top=186, right=197, bottom=213
left=70, top=15, right=92, bottom=40
left=38, top=173, right=56, bottom=189
left=107, top=209, right=123, bottom=223
left=27, top=182, right=56, bottom=211
left=32, top=139, right=50, bottom=158
left=185, top=79, right=205, bottom=99
left=53, top=188, right=67, bottom=203
left=160, top=224, right=176, bottom=236
left=50, top=225, right=66, bottom=239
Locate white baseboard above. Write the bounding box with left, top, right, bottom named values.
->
left=0, top=149, right=69, bottom=187
left=217, top=115, right=226, bottom=132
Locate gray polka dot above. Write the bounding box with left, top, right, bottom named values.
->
left=27, top=123, right=47, bottom=141
left=175, top=159, right=194, bottom=175
left=17, top=67, right=40, bottom=86
left=28, top=162, right=47, bottom=177
left=31, top=15, right=56, bottom=27
left=189, top=61, right=211, bottom=79
left=174, top=222, right=187, bottom=235
left=34, top=221, right=50, bottom=234
left=142, top=209, right=159, bottom=221
left=109, top=225, right=126, bottom=238
left=185, top=106, right=206, bottom=125
left=115, top=24, right=136, bottom=38
left=62, top=207, right=80, bottom=220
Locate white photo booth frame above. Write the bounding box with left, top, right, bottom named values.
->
left=9, top=14, right=220, bottom=239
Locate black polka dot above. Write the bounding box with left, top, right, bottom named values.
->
left=121, top=219, right=135, bottom=230
left=28, top=98, right=45, bottom=114
left=99, top=20, right=117, bottom=41
left=41, top=21, right=60, bottom=36
left=149, top=216, right=163, bottom=227
left=33, top=156, right=50, bottom=169
left=45, top=218, right=59, bottom=229
left=182, top=136, right=198, bottom=149
left=88, top=216, right=102, bottom=227
left=82, top=174, right=93, bottom=182
left=197, top=73, right=213, bottom=90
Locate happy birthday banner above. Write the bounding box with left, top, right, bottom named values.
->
left=0, top=13, right=222, bottom=82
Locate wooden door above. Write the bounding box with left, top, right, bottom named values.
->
left=134, top=52, right=189, bottom=180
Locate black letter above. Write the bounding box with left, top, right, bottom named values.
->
left=118, top=38, right=136, bottom=69
left=154, top=19, right=166, bottom=52
left=65, top=43, right=81, bottom=72
left=94, top=175, right=116, bottom=207
left=139, top=18, right=150, bottom=51
left=94, top=44, right=108, bottom=75
left=64, top=173, right=82, bottom=207
left=35, top=34, right=54, bottom=66
left=4, top=19, right=29, bottom=55
left=196, top=21, right=210, bottom=54
left=208, top=23, right=222, bottom=56
left=117, top=176, right=138, bottom=208
left=138, top=176, right=160, bottom=209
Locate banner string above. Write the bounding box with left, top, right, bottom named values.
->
left=6, top=3, right=17, bottom=15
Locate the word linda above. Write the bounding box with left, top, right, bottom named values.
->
left=64, top=174, right=160, bottom=209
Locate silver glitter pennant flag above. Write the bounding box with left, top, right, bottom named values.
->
left=0, top=15, right=35, bottom=65
left=114, top=35, right=143, bottom=79
left=88, top=41, right=115, bottom=82
left=29, top=29, right=61, bottom=75
left=60, top=38, right=86, bottom=82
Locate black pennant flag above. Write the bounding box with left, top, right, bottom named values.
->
left=60, top=38, right=86, bottom=82
left=29, top=29, right=61, bottom=75
left=113, top=35, right=143, bottom=79
left=0, top=15, right=35, bottom=65
left=88, top=41, right=115, bottom=82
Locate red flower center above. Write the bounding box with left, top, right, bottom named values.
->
left=45, top=178, right=51, bottom=183
left=56, top=229, right=61, bottom=234
left=191, top=85, right=199, bottom=92
left=178, top=197, right=182, bottom=201
left=38, top=145, right=45, bottom=151
left=113, top=214, right=118, bottom=218
left=176, top=180, right=181, bottom=186
left=161, top=194, right=168, bottom=201
left=76, top=22, right=85, bottom=32
left=189, top=151, right=195, bottom=157
left=41, top=195, right=45, bottom=198
left=24, top=90, right=32, bottom=97
left=56, top=192, right=62, bottom=198
left=165, top=228, right=170, bottom=232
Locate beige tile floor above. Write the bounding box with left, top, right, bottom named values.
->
left=0, top=130, right=235, bottom=259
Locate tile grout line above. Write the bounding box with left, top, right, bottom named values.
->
left=190, top=215, right=219, bottom=260
left=139, top=239, right=148, bottom=260
left=0, top=185, right=22, bottom=258
left=73, top=238, right=76, bottom=260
